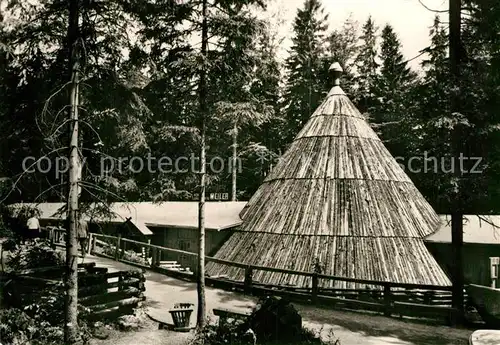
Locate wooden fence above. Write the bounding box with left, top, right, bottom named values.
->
left=60, top=231, right=464, bottom=324
left=4, top=261, right=146, bottom=320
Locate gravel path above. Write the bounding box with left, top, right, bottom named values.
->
left=84, top=255, right=473, bottom=345
left=89, top=323, right=193, bottom=345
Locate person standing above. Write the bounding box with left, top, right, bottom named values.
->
left=77, top=218, right=89, bottom=256
left=26, top=211, right=41, bottom=242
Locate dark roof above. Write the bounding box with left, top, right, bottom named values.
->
left=426, top=215, right=500, bottom=244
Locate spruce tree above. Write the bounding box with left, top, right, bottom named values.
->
left=370, top=24, right=416, bottom=158
left=379, top=24, right=415, bottom=89
left=411, top=13, right=489, bottom=216
left=327, top=15, right=359, bottom=97
left=421, top=16, right=449, bottom=91
left=282, top=0, right=329, bottom=144
left=408, top=16, right=452, bottom=210
left=355, top=16, right=379, bottom=112
left=463, top=2, right=500, bottom=212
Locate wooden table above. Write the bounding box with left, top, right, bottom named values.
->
left=469, top=330, right=500, bottom=345
left=213, top=307, right=251, bottom=324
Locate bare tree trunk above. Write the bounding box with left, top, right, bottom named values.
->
left=65, top=60, right=81, bottom=344
left=231, top=123, right=237, bottom=201
left=449, top=0, right=464, bottom=323
left=1, top=243, right=4, bottom=272
left=196, top=0, right=208, bottom=329
left=64, top=0, right=81, bottom=342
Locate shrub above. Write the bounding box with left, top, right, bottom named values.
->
left=1, top=240, right=99, bottom=344
left=190, top=321, right=246, bottom=345
left=247, top=296, right=302, bottom=343
left=0, top=307, right=92, bottom=344
left=95, top=241, right=116, bottom=257
left=6, top=239, right=64, bottom=271
left=191, top=296, right=341, bottom=345
left=98, top=244, right=148, bottom=266
left=122, top=250, right=148, bottom=265
left=0, top=203, right=15, bottom=239
left=2, top=204, right=40, bottom=240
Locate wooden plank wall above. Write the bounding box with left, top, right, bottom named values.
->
left=4, top=262, right=146, bottom=320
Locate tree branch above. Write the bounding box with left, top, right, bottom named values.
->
left=418, top=0, right=448, bottom=13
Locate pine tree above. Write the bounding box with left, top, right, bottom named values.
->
left=133, top=0, right=267, bottom=326
left=370, top=24, right=417, bottom=158
left=227, top=18, right=283, bottom=198
left=379, top=24, right=415, bottom=89
left=462, top=1, right=500, bottom=212
left=0, top=0, right=155, bottom=203
left=422, top=16, right=449, bottom=90
left=407, top=16, right=453, bottom=210
left=327, top=15, right=359, bottom=97
left=250, top=16, right=284, bottom=170
left=355, top=16, right=379, bottom=112
left=282, top=0, right=329, bottom=144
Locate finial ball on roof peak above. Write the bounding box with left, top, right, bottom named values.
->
left=329, top=62, right=343, bottom=86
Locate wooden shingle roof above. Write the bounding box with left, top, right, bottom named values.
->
left=207, top=64, right=451, bottom=287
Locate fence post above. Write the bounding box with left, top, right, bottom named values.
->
left=244, top=266, right=253, bottom=294
left=118, top=272, right=124, bottom=291
left=87, top=234, right=93, bottom=255
left=491, top=257, right=499, bottom=288
left=383, top=283, right=392, bottom=316
left=157, top=248, right=161, bottom=265
left=49, top=229, right=55, bottom=248
left=122, top=240, right=126, bottom=259
left=61, top=228, right=66, bottom=244
left=311, top=273, right=319, bottom=304
left=115, top=234, right=121, bottom=260
left=151, top=247, right=157, bottom=268
left=91, top=235, right=96, bottom=254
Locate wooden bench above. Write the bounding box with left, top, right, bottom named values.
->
left=393, top=301, right=457, bottom=324
left=213, top=307, right=252, bottom=324
left=161, top=264, right=183, bottom=269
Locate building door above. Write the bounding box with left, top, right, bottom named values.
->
left=178, top=239, right=193, bottom=268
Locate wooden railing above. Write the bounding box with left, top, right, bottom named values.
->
left=81, top=232, right=461, bottom=324
left=45, top=226, right=67, bottom=247
left=4, top=261, right=146, bottom=320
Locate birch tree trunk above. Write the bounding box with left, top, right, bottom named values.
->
left=65, top=60, right=81, bottom=344
left=196, top=0, right=208, bottom=329
left=64, top=1, right=81, bottom=342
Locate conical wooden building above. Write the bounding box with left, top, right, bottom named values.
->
left=207, top=63, right=451, bottom=288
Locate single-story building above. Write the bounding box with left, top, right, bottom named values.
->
left=8, top=201, right=246, bottom=270
left=13, top=202, right=497, bottom=282
left=126, top=201, right=246, bottom=269
left=425, top=215, right=500, bottom=286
